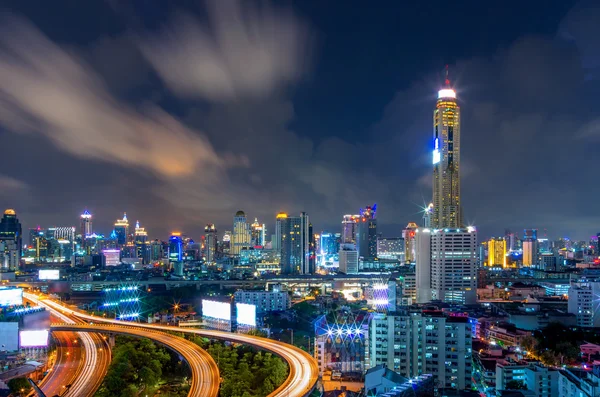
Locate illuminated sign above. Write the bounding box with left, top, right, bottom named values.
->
left=438, top=89, right=456, bottom=99
left=20, top=330, right=49, bottom=347
left=202, top=300, right=231, bottom=321
left=38, top=269, right=60, bottom=280
left=0, top=288, right=23, bottom=307
left=236, top=303, right=257, bottom=327
left=432, top=137, right=441, bottom=164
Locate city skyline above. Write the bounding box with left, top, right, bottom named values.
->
left=0, top=1, right=598, bottom=240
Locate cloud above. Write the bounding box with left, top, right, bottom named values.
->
left=0, top=16, right=232, bottom=181
left=138, top=0, right=310, bottom=101
left=0, top=175, right=28, bottom=192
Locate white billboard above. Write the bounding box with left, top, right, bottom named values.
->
left=39, top=269, right=60, bottom=280
left=236, top=303, right=256, bottom=327
left=202, top=300, right=231, bottom=321
left=20, top=330, right=49, bottom=347
left=0, top=288, right=23, bottom=307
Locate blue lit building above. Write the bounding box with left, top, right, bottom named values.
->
left=0, top=209, right=22, bottom=269
left=169, top=233, right=183, bottom=262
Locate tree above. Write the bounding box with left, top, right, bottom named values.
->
left=506, top=380, right=527, bottom=390
left=520, top=335, right=537, bottom=353
left=7, top=378, right=31, bottom=396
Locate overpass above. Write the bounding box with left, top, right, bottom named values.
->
left=49, top=323, right=220, bottom=397
left=28, top=294, right=319, bottom=397
left=10, top=273, right=387, bottom=293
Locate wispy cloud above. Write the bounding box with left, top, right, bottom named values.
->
left=138, top=0, right=310, bottom=101
left=0, top=16, right=229, bottom=179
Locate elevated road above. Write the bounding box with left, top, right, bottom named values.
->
left=28, top=293, right=319, bottom=397
left=50, top=324, right=220, bottom=397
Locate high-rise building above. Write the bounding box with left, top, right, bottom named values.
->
left=342, top=215, right=359, bottom=244
left=568, top=281, right=600, bottom=327
left=377, top=237, right=405, bottom=260
left=232, top=211, right=250, bottom=255
left=80, top=210, right=92, bottom=238
left=278, top=212, right=311, bottom=274
left=168, top=232, right=183, bottom=263
left=415, top=227, right=477, bottom=305
left=204, top=224, right=217, bottom=263
left=134, top=221, right=150, bottom=263
left=522, top=229, right=538, bottom=267
left=274, top=212, right=288, bottom=252
left=250, top=218, right=266, bottom=247
left=308, top=223, right=316, bottom=273
left=403, top=222, right=418, bottom=263
left=221, top=231, right=231, bottom=255
left=0, top=209, right=22, bottom=269
left=356, top=205, right=377, bottom=260
left=369, top=309, right=472, bottom=390
left=338, top=244, right=358, bottom=274
left=487, top=237, right=507, bottom=267
left=114, top=213, right=129, bottom=246
left=432, top=71, right=462, bottom=229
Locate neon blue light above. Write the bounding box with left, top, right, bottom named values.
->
left=433, top=149, right=440, bottom=164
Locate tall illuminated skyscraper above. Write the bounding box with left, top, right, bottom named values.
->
left=356, top=205, right=377, bottom=260
left=80, top=210, right=92, bottom=238
left=204, top=224, right=217, bottom=263
left=487, top=237, right=507, bottom=268
left=114, top=213, right=129, bottom=246
left=232, top=211, right=250, bottom=255
left=250, top=218, right=266, bottom=247
left=342, top=215, right=359, bottom=244
left=432, top=69, right=462, bottom=228
left=134, top=221, right=150, bottom=263
left=0, top=209, right=22, bottom=269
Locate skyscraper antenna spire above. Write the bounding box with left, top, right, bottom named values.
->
left=445, top=64, right=450, bottom=87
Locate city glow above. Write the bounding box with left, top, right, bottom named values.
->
left=438, top=88, right=456, bottom=99
left=433, top=149, right=441, bottom=164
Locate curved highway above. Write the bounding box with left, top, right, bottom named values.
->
left=51, top=323, right=220, bottom=397
left=27, top=293, right=319, bottom=397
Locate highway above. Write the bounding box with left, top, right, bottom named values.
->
left=31, top=299, right=111, bottom=397
left=27, top=293, right=319, bottom=397
left=27, top=292, right=220, bottom=397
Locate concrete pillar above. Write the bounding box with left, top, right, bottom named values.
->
left=108, top=334, right=115, bottom=348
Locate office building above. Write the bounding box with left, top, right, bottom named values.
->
left=568, top=281, right=600, bottom=327
left=357, top=204, right=377, bottom=259
left=204, top=224, right=217, bottom=263
left=0, top=209, right=22, bottom=269
left=369, top=309, right=472, bottom=390
left=559, top=366, right=600, bottom=397
left=403, top=223, right=418, bottom=263
left=415, top=227, right=477, bottom=305
left=221, top=231, right=231, bottom=255
left=234, top=290, right=291, bottom=313
left=496, top=361, right=558, bottom=397
left=487, top=237, right=507, bottom=267
left=250, top=218, right=266, bottom=247
left=308, top=222, right=316, bottom=273
left=232, top=211, right=250, bottom=255
left=114, top=213, right=129, bottom=246
left=432, top=72, right=462, bottom=229
left=278, top=212, right=311, bottom=274
left=342, top=214, right=359, bottom=244
left=320, top=233, right=339, bottom=256
left=80, top=209, right=92, bottom=238
left=377, top=237, right=405, bottom=260
left=523, top=229, right=538, bottom=267
left=339, top=244, right=359, bottom=274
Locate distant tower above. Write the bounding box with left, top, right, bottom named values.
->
left=0, top=209, right=22, bottom=269
left=278, top=212, right=311, bottom=274
left=114, top=213, right=129, bottom=247
left=80, top=210, right=92, bottom=238
left=403, top=222, right=418, bottom=263
left=250, top=218, right=266, bottom=247
left=134, top=221, right=150, bottom=263
left=342, top=215, right=359, bottom=244
left=168, top=232, right=183, bottom=262
left=356, top=205, right=377, bottom=260
left=232, top=211, right=250, bottom=255
left=274, top=212, right=288, bottom=253
left=204, top=224, right=217, bottom=263
left=432, top=66, right=462, bottom=228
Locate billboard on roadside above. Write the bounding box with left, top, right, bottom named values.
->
left=202, top=300, right=231, bottom=321
left=236, top=303, right=256, bottom=327
left=0, top=288, right=22, bottom=307
left=20, top=330, right=49, bottom=347
left=39, top=269, right=60, bottom=280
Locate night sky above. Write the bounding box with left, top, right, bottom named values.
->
left=0, top=0, right=598, bottom=241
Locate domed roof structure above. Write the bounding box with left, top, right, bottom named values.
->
left=4, top=209, right=15, bottom=216
left=235, top=210, right=245, bottom=217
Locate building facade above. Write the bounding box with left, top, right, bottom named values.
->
left=357, top=205, right=377, bottom=260
left=568, top=281, right=600, bottom=327
left=204, top=224, right=217, bottom=263
left=369, top=309, right=473, bottom=390
left=278, top=212, right=311, bottom=274
left=0, top=209, right=22, bottom=269
left=232, top=211, right=250, bottom=256
left=415, top=227, right=478, bottom=305
left=233, top=290, right=291, bottom=313
left=339, top=244, right=359, bottom=274
left=487, top=237, right=507, bottom=267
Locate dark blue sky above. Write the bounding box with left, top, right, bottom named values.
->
left=0, top=0, right=598, bottom=241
